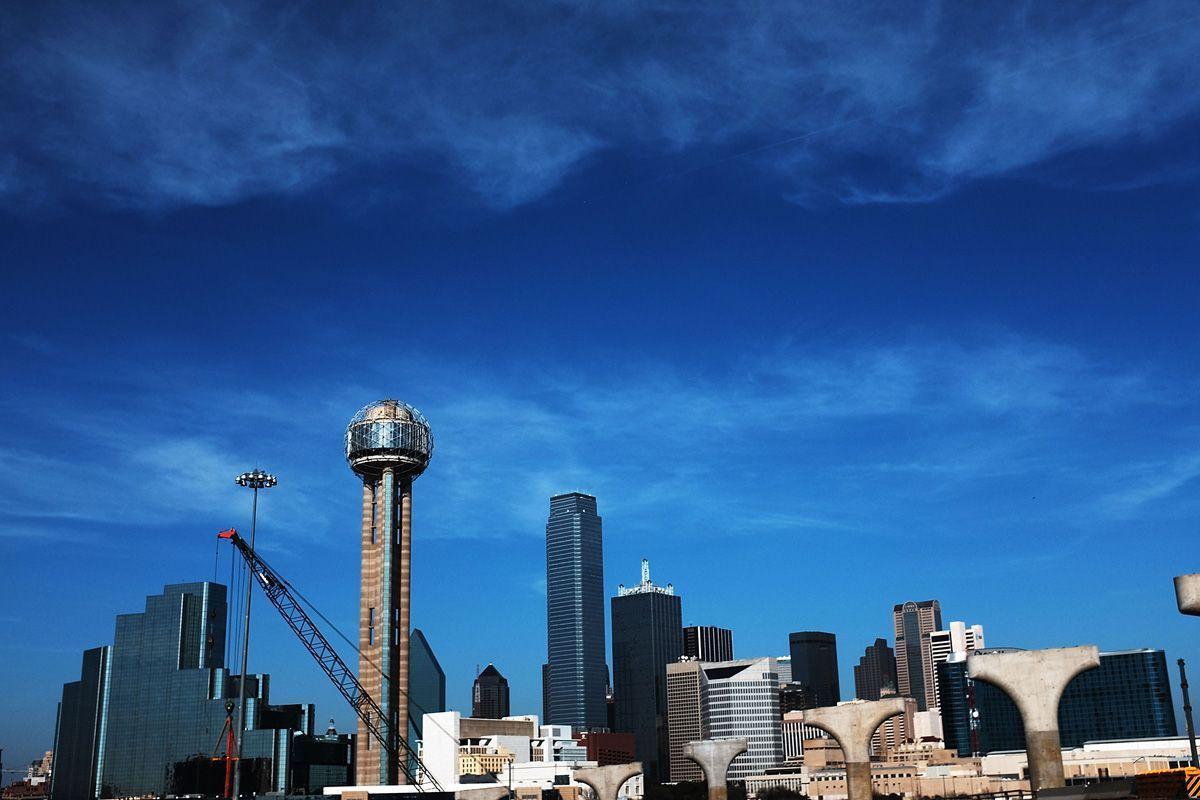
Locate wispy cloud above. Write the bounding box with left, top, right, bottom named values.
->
left=1, top=1, right=1196, bottom=211
left=0, top=332, right=1192, bottom=552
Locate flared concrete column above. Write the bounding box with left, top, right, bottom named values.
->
left=685, top=739, right=748, bottom=800
left=803, top=698, right=907, bottom=800
left=1176, top=574, right=1200, bottom=616
left=968, top=646, right=1099, bottom=794
left=575, top=762, right=643, bottom=800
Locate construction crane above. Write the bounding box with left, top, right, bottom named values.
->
left=218, top=528, right=443, bottom=792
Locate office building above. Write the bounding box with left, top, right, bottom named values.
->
left=409, top=629, right=446, bottom=776
left=546, top=492, right=609, bottom=731
left=291, top=721, right=354, bottom=795
left=611, top=560, right=682, bottom=784
left=346, top=400, right=435, bottom=785
left=776, top=656, right=793, bottom=684
left=472, top=664, right=511, bottom=719
left=788, top=631, right=840, bottom=708
left=853, top=638, right=898, bottom=701
left=779, top=682, right=817, bottom=714
left=682, top=626, right=734, bottom=662
left=51, top=582, right=317, bottom=800
left=669, top=658, right=784, bottom=781
left=893, top=600, right=942, bottom=711
left=666, top=660, right=707, bottom=781
left=921, top=621, right=984, bottom=711
left=940, top=647, right=1178, bottom=756
left=579, top=731, right=637, bottom=766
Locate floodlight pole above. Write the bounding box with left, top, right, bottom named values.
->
left=232, top=469, right=276, bottom=799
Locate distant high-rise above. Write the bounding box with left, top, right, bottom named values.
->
left=893, top=600, right=942, bottom=711
left=408, top=629, right=445, bottom=776
left=667, top=658, right=783, bottom=781
left=682, top=626, right=734, bottom=662
left=545, top=492, right=608, bottom=731
left=939, top=647, right=1178, bottom=756
left=51, top=647, right=111, bottom=800
left=787, top=631, right=840, bottom=708
left=472, top=664, right=511, bottom=719
left=611, top=560, right=682, bottom=785
left=854, top=638, right=898, bottom=701
left=921, top=622, right=984, bottom=710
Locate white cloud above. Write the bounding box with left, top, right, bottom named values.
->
left=1, top=1, right=1196, bottom=210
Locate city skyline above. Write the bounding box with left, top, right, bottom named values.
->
left=3, top=0, right=1200, bottom=778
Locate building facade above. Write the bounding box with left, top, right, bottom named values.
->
left=409, top=628, right=446, bottom=777
left=922, top=621, right=984, bottom=711
left=51, top=582, right=319, bottom=800
left=545, top=492, right=609, bottom=731
left=666, top=660, right=708, bottom=782
left=940, top=647, right=1178, bottom=756
left=472, top=665, right=511, bottom=719
left=682, top=626, right=734, bottom=662
left=611, top=560, right=682, bottom=785
left=788, top=632, right=840, bottom=708
left=853, top=638, right=898, bottom=701
left=704, top=658, right=784, bottom=779
left=893, top=600, right=942, bottom=711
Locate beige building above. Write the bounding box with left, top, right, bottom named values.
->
left=666, top=660, right=707, bottom=781
left=893, top=600, right=941, bottom=712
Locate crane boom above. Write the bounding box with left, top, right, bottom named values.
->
left=218, top=528, right=442, bottom=791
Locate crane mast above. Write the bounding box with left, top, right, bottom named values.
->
left=218, top=528, right=442, bottom=792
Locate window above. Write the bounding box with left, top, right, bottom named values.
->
left=369, top=608, right=376, bottom=646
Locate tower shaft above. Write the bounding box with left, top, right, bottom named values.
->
left=357, top=468, right=413, bottom=785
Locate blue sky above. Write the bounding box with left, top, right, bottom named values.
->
left=2, top=0, right=1200, bottom=775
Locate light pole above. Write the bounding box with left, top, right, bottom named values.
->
left=232, top=469, right=276, bottom=800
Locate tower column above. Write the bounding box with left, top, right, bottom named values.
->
left=397, top=477, right=413, bottom=784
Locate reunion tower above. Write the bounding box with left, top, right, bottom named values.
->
left=345, top=400, right=434, bottom=785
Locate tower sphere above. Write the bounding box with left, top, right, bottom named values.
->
left=345, top=399, right=433, bottom=480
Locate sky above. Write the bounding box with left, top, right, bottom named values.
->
left=2, top=0, right=1200, bottom=778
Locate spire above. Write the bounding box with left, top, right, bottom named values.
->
left=641, top=558, right=651, bottom=585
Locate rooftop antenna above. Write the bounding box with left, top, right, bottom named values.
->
left=641, top=558, right=650, bottom=586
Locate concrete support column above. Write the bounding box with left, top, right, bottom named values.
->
left=575, top=762, right=643, bottom=800
left=1175, top=574, right=1200, bottom=616
left=684, top=739, right=747, bottom=800
left=967, top=646, right=1100, bottom=794
left=803, top=698, right=907, bottom=800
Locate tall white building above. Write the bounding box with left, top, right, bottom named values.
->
left=704, top=658, right=784, bottom=779
left=921, top=621, right=984, bottom=711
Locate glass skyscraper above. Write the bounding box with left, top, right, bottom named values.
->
left=611, top=560, right=682, bottom=785
left=788, top=631, right=840, bottom=708
left=51, top=582, right=326, bottom=799
left=545, top=492, right=608, bottom=731
left=940, top=647, right=1178, bottom=756
left=408, top=627, right=446, bottom=779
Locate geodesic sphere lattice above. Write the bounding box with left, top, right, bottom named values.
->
left=345, top=399, right=433, bottom=479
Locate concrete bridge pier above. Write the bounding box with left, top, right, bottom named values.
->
left=802, top=698, right=907, bottom=800
left=685, top=739, right=748, bottom=800
left=1175, top=574, right=1200, bottom=616
left=968, top=646, right=1099, bottom=794
left=574, top=762, right=643, bottom=800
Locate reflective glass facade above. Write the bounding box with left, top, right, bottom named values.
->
left=408, top=626, right=446, bottom=778
left=788, top=631, right=840, bottom=708
left=611, top=580, right=682, bottom=785
left=51, top=582, right=319, bottom=798
left=939, top=648, right=1178, bottom=756
left=545, top=493, right=608, bottom=731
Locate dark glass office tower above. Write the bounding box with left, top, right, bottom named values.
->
left=472, top=664, right=511, bottom=719
left=940, top=648, right=1178, bottom=757
left=788, top=631, right=840, bottom=708
left=546, top=492, right=608, bottom=730
left=682, top=626, right=734, bottom=662
left=52, top=582, right=313, bottom=799
left=409, top=628, right=446, bottom=777
left=854, top=638, right=898, bottom=701
left=611, top=560, right=683, bottom=785
left=51, top=647, right=111, bottom=800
